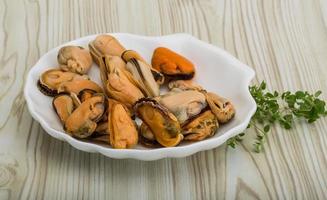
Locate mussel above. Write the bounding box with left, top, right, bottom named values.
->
left=205, top=92, right=235, bottom=123
left=126, top=58, right=160, bottom=97
left=97, top=55, right=145, bottom=108
left=108, top=99, right=138, bottom=149
left=134, top=98, right=183, bottom=147
left=121, top=49, right=147, bottom=63
left=37, top=34, right=238, bottom=149
left=169, top=80, right=235, bottom=124
left=152, top=47, right=195, bottom=80
left=122, top=50, right=164, bottom=85
left=155, top=89, right=207, bottom=124
left=90, top=122, right=110, bottom=143
left=168, top=80, right=204, bottom=92
left=37, top=69, right=89, bottom=96
left=137, top=107, right=220, bottom=143
left=57, top=79, right=103, bottom=95
left=139, top=123, right=155, bottom=141
left=89, top=35, right=126, bottom=66
left=57, top=46, right=93, bottom=74
left=182, top=110, right=219, bottom=141
left=95, top=122, right=109, bottom=134
left=77, top=89, right=97, bottom=102
left=64, top=94, right=105, bottom=138
left=139, top=123, right=161, bottom=147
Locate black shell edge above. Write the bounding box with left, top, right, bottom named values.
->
left=37, top=79, right=57, bottom=96
left=164, top=72, right=195, bottom=80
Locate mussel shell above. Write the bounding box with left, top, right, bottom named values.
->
left=89, top=132, right=110, bottom=143
left=37, top=79, right=57, bottom=96
left=164, top=72, right=195, bottom=80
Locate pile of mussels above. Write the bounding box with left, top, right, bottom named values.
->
left=37, top=35, right=235, bottom=149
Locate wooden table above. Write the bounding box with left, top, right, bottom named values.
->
left=1, top=0, right=326, bottom=199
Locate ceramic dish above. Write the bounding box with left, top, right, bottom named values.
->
left=24, top=33, right=256, bottom=160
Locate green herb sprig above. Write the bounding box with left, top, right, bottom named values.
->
left=227, top=81, right=327, bottom=152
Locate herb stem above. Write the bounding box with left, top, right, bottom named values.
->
left=227, top=81, right=327, bottom=152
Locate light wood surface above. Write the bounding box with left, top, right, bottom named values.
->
left=0, top=0, right=326, bottom=199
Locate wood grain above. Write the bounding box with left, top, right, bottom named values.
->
left=0, top=0, right=326, bottom=199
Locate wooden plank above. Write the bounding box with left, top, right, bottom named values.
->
left=0, top=0, right=326, bottom=199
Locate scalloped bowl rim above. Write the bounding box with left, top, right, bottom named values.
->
left=24, top=33, right=256, bottom=161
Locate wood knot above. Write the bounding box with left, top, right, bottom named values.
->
left=0, top=155, right=18, bottom=188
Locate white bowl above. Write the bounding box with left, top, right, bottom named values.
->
left=24, top=33, right=256, bottom=160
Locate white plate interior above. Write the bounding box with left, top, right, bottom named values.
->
left=24, top=33, right=256, bottom=160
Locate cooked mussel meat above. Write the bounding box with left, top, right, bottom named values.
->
left=183, top=110, right=219, bottom=141
left=134, top=98, right=183, bottom=147
left=126, top=58, right=160, bottom=97
left=64, top=94, right=105, bottom=138
left=89, top=35, right=126, bottom=65
left=122, top=50, right=164, bottom=85
left=78, top=89, right=97, bottom=102
left=121, top=49, right=146, bottom=63
left=108, top=99, right=138, bottom=149
left=205, top=92, right=235, bottom=123
left=139, top=123, right=161, bottom=147
left=105, top=55, right=126, bottom=69
left=99, top=55, right=145, bottom=108
left=95, top=122, right=109, bottom=134
left=168, top=80, right=204, bottom=92
left=155, top=89, right=207, bottom=124
left=139, top=122, right=155, bottom=141
left=57, top=79, right=102, bottom=95
left=90, top=122, right=110, bottom=143
left=152, top=47, right=195, bottom=80
left=57, top=46, right=93, bottom=74
left=38, top=69, right=88, bottom=96
left=52, top=93, right=75, bottom=123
